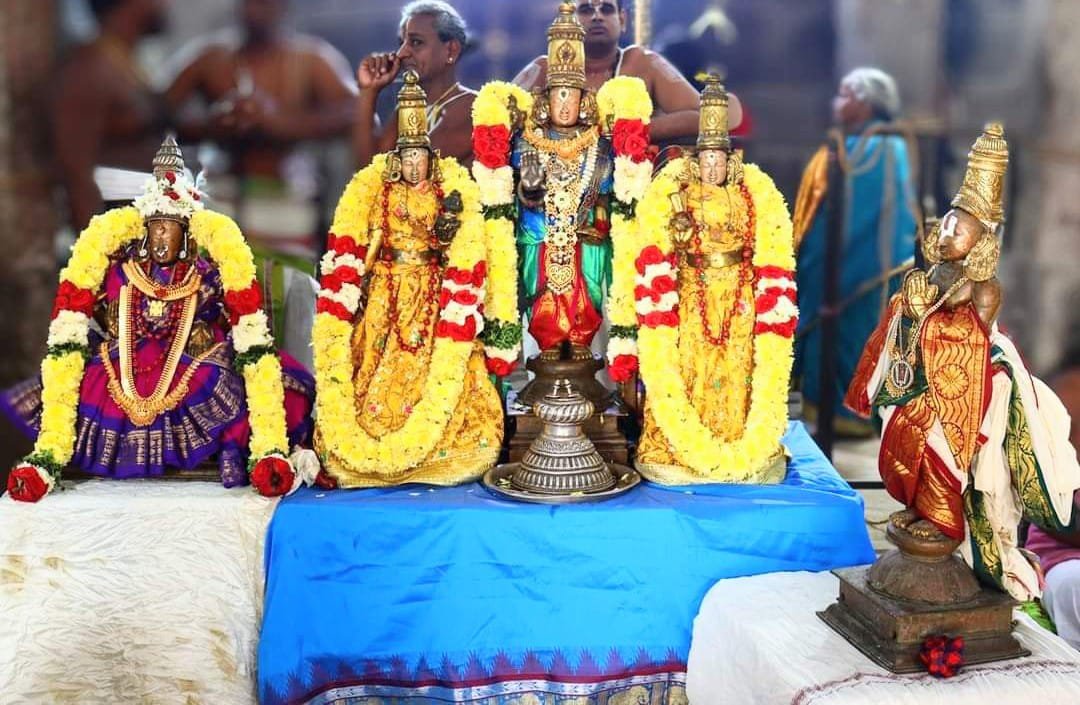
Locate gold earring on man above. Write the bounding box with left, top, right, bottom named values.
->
left=698, top=149, right=728, bottom=187
left=399, top=147, right=430, bottom=186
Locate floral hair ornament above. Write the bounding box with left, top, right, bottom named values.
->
left=132, top=134, right=205, bottom=224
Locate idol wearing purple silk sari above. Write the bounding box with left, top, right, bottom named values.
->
left=2, top=253, right=314, bottom=488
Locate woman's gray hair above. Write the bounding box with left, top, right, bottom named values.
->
left=400, top=1, right=469, bottom=47
left=841, top=67, right=901, bottom=120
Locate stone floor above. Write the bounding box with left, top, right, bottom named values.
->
left=830, top=434, right=902, bottom=553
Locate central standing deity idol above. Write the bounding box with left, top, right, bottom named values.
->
left=470, top=3, right=654, bottom=406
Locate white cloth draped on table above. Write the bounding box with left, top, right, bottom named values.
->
left=687, top=570, right=1080, bottom=705
left=0, top=480, right=275, bottom=705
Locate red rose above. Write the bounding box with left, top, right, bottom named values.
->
left=452, top=289, right=479, bottom=306
left=652, top=275, right=677, bottom=294
left=639, top=309, right=679, bottom=328
left=333, top=265, right=362, bottom=286
left=164, top=171, right=176, bottom=184
left=472, top=260, right=487, bottom=287
left=438, top=287, right=451, bottom=309
left=166, top=190, right=181, bottom=201
left=313, top=469, right=339, bottom=490
left=485, top=356, right=517, bottom=377
left=7, top=465, right=51, bottom=503
left=448, top=267, right=473, bottom=286
left=634, top=284, right=660, bottom=303
left=320, top=270, right=342, bottom=293
left=225, top=282, right=263, bottom=324
left=51, top=281, right=96, bottom=319
left=608, top=354, right=638, bottom=382
left=635, top=245, right=667, bottom=274
left=250, top=456, right=296, bottom=497
left=435, top=316, right=477, bottom=342
left=332, top=235, right=362, bottom=257
left=754, top=319, right=797, bottom=338
left=316, top=297, right=352, bottom=321
left=473, top=124, right=511, bottom=170
left=756, top=265, right=795, bottom=281
left=612, top=119, right=651, bottom=162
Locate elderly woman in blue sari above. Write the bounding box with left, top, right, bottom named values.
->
left=792, top=67, right=918, bottom=435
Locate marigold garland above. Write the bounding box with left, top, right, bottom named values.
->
left=633, top=158, right=798, bottom=481
left=597, top=76, right=652, bottom=379
left=14, top=205, right=293, bottom=500
left=313, top=156, right=506, bottom=480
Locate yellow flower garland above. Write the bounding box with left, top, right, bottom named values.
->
left=636, top=158, right=797, bottom=481
left=313, top=156, right=497, bottom=479
left=32, top=206, right=290, bottom=473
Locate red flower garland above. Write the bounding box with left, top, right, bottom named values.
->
left=224, top=282, right=264, bottom=326
left=609, top=354, right=639, bottom=382
left=919, top=635, right=965, bottom=678
left=51, top=281, right=96, bottom=320
left=473, top=124, right=511, bottom=170
left=611, top=118, right=650, bottom=163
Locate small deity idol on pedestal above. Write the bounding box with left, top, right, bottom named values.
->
left=3, top=137, right=315, bottom=501
left=312, top=71, right=515, bottom=487
left=616, top=76, right=797, bottom=484
left=821, top=124, right=1080, bottom=672
left=471, top=3, right=653, bottom=409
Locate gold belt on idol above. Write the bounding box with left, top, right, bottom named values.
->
left=380, top=247, right=442, bottom=266
left=680, top=249, right=742, bottom=270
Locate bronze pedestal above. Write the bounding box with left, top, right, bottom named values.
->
left=484, top=379, right=639, bottom=504
left=517, top=353, right=613, bottom=409
left=818, top=512, right=1029, bottom=673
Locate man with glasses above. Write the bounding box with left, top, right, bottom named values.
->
left=513, top=0, right=742, bottom=143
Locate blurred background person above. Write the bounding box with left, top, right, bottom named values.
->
left=165, top=0, right=356, bottom=262
left=792, top=67, right=918, bottom=436
left=354, top=1, right=476, bottom=167
left=54, top=0, right=170, bottom=231
left=512, top=0, right=742, bottom=145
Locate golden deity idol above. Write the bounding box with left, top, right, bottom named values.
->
left=624, top=76, right=798, bottom=484
left=312, top=71, right=517, bottom=487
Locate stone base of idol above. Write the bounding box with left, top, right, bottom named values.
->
left=818, top=565, right=1028, bottom=673
left=0, top=480, right=273, bottom=704
left=819, top=514, right=1029, bottom=673
left=688, top=571, right=1080, bottom=705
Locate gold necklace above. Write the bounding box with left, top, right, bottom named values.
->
left=524, top=125, right=600, bottom=162
left=102, top=283, right=219, bottom=426
left=885, top=276, right=969, bottom=396
left=426, top=82, right=464, bottom=131
left=122, top=261, right=201, bottom=317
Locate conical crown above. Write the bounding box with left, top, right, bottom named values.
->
left=396, top=70, right=430, bottom=150
left=951, top=122, right=1008, bottom=225
left=152, top=134, right=185, bottom=180
left=697, top=74, right=730, bottom=151
left=547, top=2, right=586, bottom=90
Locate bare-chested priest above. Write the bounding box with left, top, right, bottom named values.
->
left=354, top=1, right=477, bottom=167
left=513, top=0, right=743, bottom=143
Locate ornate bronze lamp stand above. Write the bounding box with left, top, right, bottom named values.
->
left=484, top=379, right=639, bottom=503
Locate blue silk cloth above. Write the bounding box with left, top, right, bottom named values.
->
left=258, top=423, right=874, bottom=705
left=795, top=125, right=917, bottom=424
